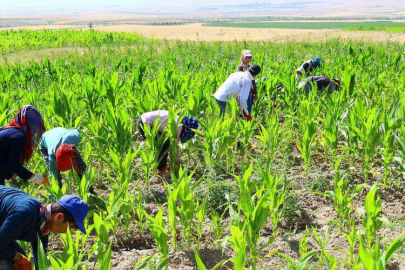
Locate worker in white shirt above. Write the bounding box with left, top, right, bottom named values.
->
left=213, top=64, right=261, bottom=121
left=236, top=50, right=258, bottom=114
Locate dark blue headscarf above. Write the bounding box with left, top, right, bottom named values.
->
left=180, top=116, right=199, bottom=143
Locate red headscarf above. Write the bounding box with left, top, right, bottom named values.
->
left=0, top=105, right=46, bottom=164
left=56, top=143, right=75, bottom=172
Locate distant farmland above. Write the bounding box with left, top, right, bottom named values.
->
left=203, top=21, right=405, bottom=29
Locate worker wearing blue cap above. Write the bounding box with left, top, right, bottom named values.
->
left=0, top=186, right=89, bottom=270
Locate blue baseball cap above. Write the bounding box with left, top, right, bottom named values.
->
left=58, top=195, right=89, bottom=234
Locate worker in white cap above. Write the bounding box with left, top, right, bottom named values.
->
left=236, top=50, right=257, bottom=114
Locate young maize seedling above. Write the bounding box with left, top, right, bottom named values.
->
left=318, top=157, right=363, bottom=232
left=234, top=164, right=274, bottom=269
left=312, top=227, right=337, bottom=269
left=258, top=163, right=288, bottom=236
left=210, top=207, right=229, bottom=248
left=362, top=184, right=382, bottom=249
left=358, top=232, right=405, bottom=270
left=228, top=226, right=247, bottom=270
left=256, top=114, right=281, bottom=166
left=296, top=99, right=319, bottom=172
left=195, top=198, right=208, bottom=250
left=343, top=220, right=358, bottom=266
left=144, top=208, right=169, bottom=268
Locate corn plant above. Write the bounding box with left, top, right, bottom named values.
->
left=233, top=164, right=274, bottom=269
left=317, top=158, right=363, bottom=232
left=258, top=163, right=288, bottom=236
left=358, top=233, right=405, bottom=270
left=347, top=100, right=382, bottom=181
left=139, top=117, right=167, bottom=184
left=228, top=226, right=247, bottom=270
left=144, top=208, right=169, bottom=269
left=312, top=227, right=337, bottom=269
left=256, top=114, right=281, bottom=165
left=362, top=184, right=383, bottom=249
left=381, top=99, right=402, bottom=183
left=343, top=221, right=359, bottom=266
left=277, top=249, right=321, bottom=270
left=319, top=92, right=347, bottom=162
left=50, top=228, right=91, bottom=269
left=296, top=99, right=319, bottom=172
left=195, top=198, right=208, bottom=250
left=194, top=116, right=238, bottom=169
left=210, top=207, right=228, bottom=248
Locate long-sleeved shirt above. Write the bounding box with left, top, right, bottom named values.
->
left=0, top=186, right=42, bottom=260
left=213, top=71, right=254, bottom=114
left=39, top=128, right=81, bottom=181
left=236, top=65, right=257, bottom=95
left=141, top=110, right=183, bottom=139
left=305, top=76, right=333, bottom=90
left=0, top=128, right=33, bottom=185
left=297, top=60, right=314, bottom=75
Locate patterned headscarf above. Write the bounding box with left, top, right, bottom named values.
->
left=180, top=116, right=199, bottom=143
left=0, top=105, right=45, bottom=163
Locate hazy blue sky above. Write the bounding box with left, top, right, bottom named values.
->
left=3, top=0, right=315, bottom=7
left=1, top=0, right=402, bottom=12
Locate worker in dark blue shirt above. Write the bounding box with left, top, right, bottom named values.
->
left=0, top=186, right=89, bottom=270
left=0, top=105, right=49, bottom=186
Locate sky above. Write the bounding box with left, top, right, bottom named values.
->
left=0, top=0, right=402, bottom=14
left=2, top=0, right=327, bottom=8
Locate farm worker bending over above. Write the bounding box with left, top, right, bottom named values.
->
left=296, top=57, right=322, bottom=80
left=0, top=105, right=48, bottom=186
left=0, top=186, right=89, bottom=270
left=39, top=128, right=94, bottom=194
left=214, top=64, right=261, bottom=121
left=236, top=50, right=258, bottom=114
left=297, top=76, right=340, bottom=95
left=138, top=110, right=199, bottom=176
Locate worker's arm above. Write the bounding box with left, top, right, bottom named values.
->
left=48, top=156, right=62, bottom=182
left=239, top=80, right=252, bottom=115
left=175, top=126, right=183, bottom=162
left=72, top=150, right=87, bottom=179
left=7, top=133, right=33, bottom=181
left=0, top=213, right=26, bottom=260
left=302, top=62, right=311, bottom=73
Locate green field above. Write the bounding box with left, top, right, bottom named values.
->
left=344, top=25, right=405, bottom=33
left=203, top=20, right=405, bottom=29
left=1, top=30, right=405, bottom=269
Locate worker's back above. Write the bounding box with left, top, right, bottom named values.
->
left=0, top=186, right=41, bottom=243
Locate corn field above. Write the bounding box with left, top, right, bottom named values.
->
left=1, top=29, right=405, bottom=269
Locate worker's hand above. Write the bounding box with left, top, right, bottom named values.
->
left=14, top=255, right=32, bottom=270
left=29, top=174, right=50, bottom=186
left=253, top=93, right=258, bottom=102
